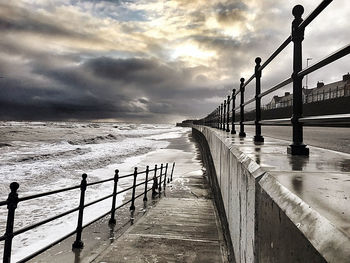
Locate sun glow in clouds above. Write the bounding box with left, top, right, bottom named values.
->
left=171, top=43, right=216, bottom=66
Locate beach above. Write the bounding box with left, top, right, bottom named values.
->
left=0, top=121, right=203, bottom=262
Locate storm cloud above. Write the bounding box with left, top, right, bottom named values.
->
left=0, top=0, right=349, bottom=123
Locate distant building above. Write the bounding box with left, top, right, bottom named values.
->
left=264, top=73, right=350, bottom=109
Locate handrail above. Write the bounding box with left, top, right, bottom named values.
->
left=299, top=113, right=350, bottom=123
left=196, top=0, right=349, bottom=155
left=298, top=0, right=333, bottom=30
left=242, top=97, right=255, bottom=107
left=258, top=77, right=293, bottom=98
left=16, top=185, right=81, bottom=204
left=242, top=74, right=255, bottom=89
left=1, top=162, right=176, bottom=263
left=17, top=184, right=158, bottom=263
left=259, top=36, right=292, bottom=72
left=298, top=44, right=350, bottom=78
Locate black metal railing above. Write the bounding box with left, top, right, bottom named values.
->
left=0, top=162, right=176, bottom=263
left=195, top=0, right=350, bottom=155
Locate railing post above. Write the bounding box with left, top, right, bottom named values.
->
left=239, top=78, right=246, bottom=137
left=226, top=95, right=230, bottom=132
left=158, top=164, right=163, bottom=193
left=288, top=4, right=309, bottom=156
left=223, top=100, right=226, bottom=131
left=143, top=166, right=149, bottom=202
left=220, top=103, right=223, bottom=129
left=130, top=167, right=137, bottom=211
left=152, top=164, right=158, bottom=198
left=109, top=169, right=119, bottom=225
left=254, top=57, right=264, bottom=143
left=72, top=173, right=87, bottom=249
left=163, top=163, right=168, bottom=188
left=231, top=89, right=236, bottom=134
left=217, top=107, right=220, bottom=129
left=170, top=162, right=175, bottom=182
left=3, top=182, right=19, bottom=263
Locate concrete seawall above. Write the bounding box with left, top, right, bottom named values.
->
left=192, top=125, right=350, bottom=263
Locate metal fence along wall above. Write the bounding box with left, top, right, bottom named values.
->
left=195, top=0, right=350, bottom=156
left=0, top=162, right=176, bottom=263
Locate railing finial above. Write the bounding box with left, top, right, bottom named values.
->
left=255, top=57, right=262, bottom=66
left=239, top=78, right=246, bottom=137
left=292, top=5, right=304, bottom=19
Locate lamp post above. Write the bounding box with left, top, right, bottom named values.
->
left=305, top=58, right=312, bottom=89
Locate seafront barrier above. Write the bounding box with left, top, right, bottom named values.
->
left=0, top=162, right=175, bottom=263
left=192, top=125, right=350, bottom=263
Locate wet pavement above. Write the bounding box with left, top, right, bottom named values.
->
left=212, top=127, right=350, bottom=238
left=244, top=125, right=350, bottom=154
left=93, top=171, right=229, bottom=263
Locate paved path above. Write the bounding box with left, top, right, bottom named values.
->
left=93, top=170, right=228, bottom=263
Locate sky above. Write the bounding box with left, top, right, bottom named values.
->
left=0, top=0, right=349, bottom=123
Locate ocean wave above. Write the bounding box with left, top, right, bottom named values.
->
left=15, top=147, right=91, bottom=163
left=67, top=133, right=121, bottom=145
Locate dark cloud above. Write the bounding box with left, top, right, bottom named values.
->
left=0, top=3, right=95, bottom=41
left=0, top=50, right=228, bottom=121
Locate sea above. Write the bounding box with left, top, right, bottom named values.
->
left=0, top=121, right=187, bottom=261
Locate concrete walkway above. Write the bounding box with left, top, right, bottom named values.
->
left=93, top=170, right=228, bottom=263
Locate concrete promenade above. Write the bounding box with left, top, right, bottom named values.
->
left=193, top=125, right=350, bottom=263
left=94, top=169, right=229, bottom=262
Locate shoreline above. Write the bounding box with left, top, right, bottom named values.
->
left=26, top=128, right=203, bottom=262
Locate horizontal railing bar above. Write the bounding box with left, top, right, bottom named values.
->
left=259, top=36, right=292, bottom=72
left=18, top=185, right=81, bottom=203
left=10, top=174, right=158, bottom=239
left=298, top=44, right=350, bottom=78
left=258, top=77, right=292, bottom=98
left=87, top=177, right=114, bottom=186
left=299, top=113, right=350, bottom=123
left=87, top=168, right=153, bottom=186
left=2, top=165, right=167, bottom=261
left=299, top=0, right=333, bottom=31
left=116, top=185, right=135, bottom=195
left=17, top=194, right=138, bottom=262
left=242, top=121, right=255, bottom=125
left=0, top=168, right=159, bottom=205
left=116, top=174, right=160, bottom=196
left=234, top=90, right=241, bottom=97
left=12, top=206, right=80, bottom=237
left=84, top=193, right=113, bottom=208
left=17, top=229, right=77, bottom=263
left=242, top=74, right=255, bottom=88
left=118, top=172, right=137, bottom=179
left=243, top=98, right=255, bottom=107
left=260, top=118, right=291, bottom=124
left=16, top=180, right=156, bottom=262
